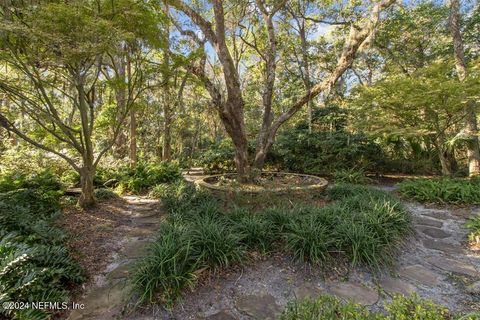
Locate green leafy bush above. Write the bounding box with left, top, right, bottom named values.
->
left=274, top=129, right=383, bottom=175
left=398, top=178, right=480, bottom=204
left=466, top=216, right=480, bottom=244
left=197, top=140, right=236, bottom=174
left=281, top=294, right=458, bottom=320
left=0, top=170, right=63, bottom=197
left=281, top=295, right=375, bottom=320
left=95, top=161, right=182, bottom=194
left=94, top=188, right=119, bottom=200
left=333, top=168, right=372, bottom=184
left=0, top=190, right=84, bottom=320
left=385, top=294, right=451, bottom=320
left=131, top=183, right=412, bottom=307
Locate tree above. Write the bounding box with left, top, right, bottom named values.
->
left=351, top=61, right=480, bottom=175
left=168, top=0, right=396, bottom=181
left=449, top=0, right=480, bottom=176
left=0, top=0, right=159, bottom=207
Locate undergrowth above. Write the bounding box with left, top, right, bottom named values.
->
left=280, top=294, right=476, bottom=320
left=131, top=182, right=412, bottom=308
left=0, top=189, right=84, bottom=320
left=398, top=178, right=480, bottom=204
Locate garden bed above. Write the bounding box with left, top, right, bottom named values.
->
left=195, top=172, right=328, bottom=195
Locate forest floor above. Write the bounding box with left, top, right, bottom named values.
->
left=61, top=174, right=480, bottom=320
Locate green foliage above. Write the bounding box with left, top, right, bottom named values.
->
left=96, top=161, right=182, bottom=194
left=398, top=178, right=480, bottom=204
left=131, top=182, right=412, bottom=306
left=281, top=294, right=456, bottom=320
left=465, top=216, right=480, bottom=243
left=284, top=213, right=337, bottom=264
left=385, top=294, right=450, bottom=320
left=281, top=295, right=376, bottom=320
left=94, top=188, right=119, bottom=200
left=0, top=170, right=63, bottom=196
left=333, top=168, right=372, bottom=184
left=275, top=129, right=383, bottom=175
left=197, top=140, right=236, bottom=174
left=0, top=190, right=84, bottom=320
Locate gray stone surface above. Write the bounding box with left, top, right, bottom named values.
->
left=107, top=263, right=133, bottom=280
left=399, top=265, right=441, bottom=287
left=416, top=226, right=451, bottom=239
left=379, top=277, right=417, bottom=296
left=122, top=241, right=150, bottom=259
left=422, top=238, right=461, bottom=254
left=235, top=294, right=282, bottom=320
left=466, top=281, right=480, bottom=294
left=205, top=310, right=237, bottom=320
left=293, top=282, right=323, bottom=300
left=426, top=256, right=479, bottom=277
left=415, top=216, right=443, bottom=228
left=329, top=282, right=379, bottom=306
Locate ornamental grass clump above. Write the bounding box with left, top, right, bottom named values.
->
left=131, top=182, right=412, bottom=307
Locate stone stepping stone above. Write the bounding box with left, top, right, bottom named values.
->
left=328, top=282, right=379, bottom=306
left=122, top=241, right=150, bottom=259
left=422, top=238, right=461, bottom=254
left=107, top=263, right=133, bottom=280
left=379, top=277, right=417, bottom=296
left=293, top=282, right=323, bottom=300
left=416, top=226, right=451, bottom=239
left=414, top=217, right=443, bottom=228
left=426, top=256, right=479, bottom=277
left=127, top=227, right=156, bottom=237
left=206, top=310, right=237, bottom=320
left=422, top=211, right=451, bottom=220
left=68, top=282, right=132, bottom=320
left=235, top=293, right=282, bottom=320
left=398, top=265, right=441, bottom=287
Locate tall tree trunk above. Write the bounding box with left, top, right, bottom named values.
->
left=163, top=101, right=172, bottom=161
left=129, top=109, right=137, bottom=167
left=450, top=0, right=480, bottom=176
left=79, top=165, right=95, bottom=208
left=437, top=135, right=457, bottom=176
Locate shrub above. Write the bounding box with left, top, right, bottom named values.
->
left=280, top=294, right=457, bottom=320
left=398, top=178, right=480, bottom=204
left=197, top=140, right=236, bottom=174
left=280, top=295, right=376, bottom=320
left=333, top=168, right=372, bottom=184
left=466, top=216, right=480, bottom=244
left=284, top=214, right=338, bottom=264
left=188, top=216, right=244, bottom=269
left=95, top=161, right=182, bottom=194
left=131, top=184, right=412, bottom=307
left=94, top=188, right=119, bottom=200
left=385, top=294, right=451, bottom=319
left=0, top=169, right=63, bottom=197
left=0, top=190, right=84, bottom=320
left=130, top=224, right=197, bottom=307
left=274, top=129, right=383, bottom=175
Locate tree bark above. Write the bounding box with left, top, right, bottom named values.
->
left=79, top=165, right=95, bottom=208
left=449, top=0, right=480, bottom=176
left=129, top=109, right=137, bottom=167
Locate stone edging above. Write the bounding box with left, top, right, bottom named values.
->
left=194, top=172, right=328, bottom=194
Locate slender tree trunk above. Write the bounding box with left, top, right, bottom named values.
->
left=450, top=0, right=480, bottom=176
left=79, top=165, right=95, bottom=208
left=163, top=101, right=172, bottom=161
left=129, top=109, right=137, bottom=167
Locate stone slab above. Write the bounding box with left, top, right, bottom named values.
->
left=399, top=265, right=441, bottom=287
left=416, top=226, right=451, bottom=239
left=379, top=277, right=417, bottom=296
left=235, top=294, right=281, bottom=320
left=329, top=282, right=379, bottom=306
left=414, top=216, right=443, bottom=228
left=426, top=256, right=479, bottom=277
